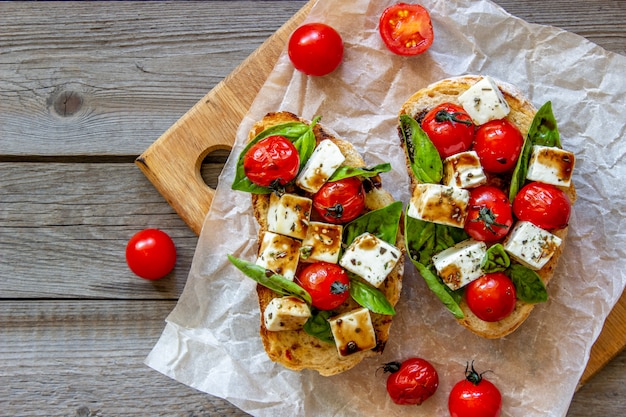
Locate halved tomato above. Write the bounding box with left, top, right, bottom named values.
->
left=379, top=3, right=434, bottom=56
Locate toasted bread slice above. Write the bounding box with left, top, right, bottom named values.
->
left=399, top=76, right=576, bottom=339
left=249, top=112, right=404, bottom=375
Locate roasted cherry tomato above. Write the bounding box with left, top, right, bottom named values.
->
left=125, top=229, right=176, bottom=280
left=449, top=362, right=502, bottom=417
left=464, top=186, right=513, bottom=242
left=383, top=357, right=439, bottom=405
left=513, top=182, right=571, bottom=230
left=379, top=3, right=434, bottom=56
left=312, top=177, right=366, bottom=224
left=421, top=102, right=475, bottom=159
left=296, top=262, right=350, bottom=310
left=465, top=272, right=517, bottom=322
left=474, top=119, right=524, bottom=173
left=243, top=135, right=300, bottom=188
left=288, top=22, right=344, bottom=76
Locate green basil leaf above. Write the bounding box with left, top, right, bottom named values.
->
left=506, top=263, right=548, bottom=304
left=328, top=163, right=392, bottom=182
left=349, top=278, right=396, bottom=315
left=303, top=310, right=334, bottom=344
left=227, top=254, right=312, bottom=305
left=434, top=223, right=468, bottom=252
left=509, top=101, right=561, bottom=200
left=292, top=116, right=319, bottom=170
left=231, top=120, right=316, bottom=194
left=404, top=211, right=465, bottom=318
left=343, top=201, right=403, bottom=247
left=405, top=214, right=468, bottom=265
left=405, top=214, right=437, bottom=265
left=399, top=114, right=443, bottom=184
left=410, top=258, right=464, bottom=319
left=481, top=243, right=511, bottom=273
left=528, top=101, right=561, bottom=148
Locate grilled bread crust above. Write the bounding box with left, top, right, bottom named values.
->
left=399, top=76, right=576, bottom=339
left=249, top=111, right=405, bottom=375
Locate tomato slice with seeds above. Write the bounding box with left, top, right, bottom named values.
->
left=379, top=3, right=434, bottom=56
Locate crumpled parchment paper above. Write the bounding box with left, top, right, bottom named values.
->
left=145, top=0, right=626, bottom=415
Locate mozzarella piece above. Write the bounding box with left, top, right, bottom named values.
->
left=503, top=221, right=562, bottom=270
left=407, top=183, right=470, bottom=228
left=267, top=192, right=312, bottom=240
left=299, top=221, right=343, bottom=264
left=328, top=307, right=377, bottom=358
left=526, top=145, right=575, bottom=187
left=339, top=232, right=401, bottom=288
left=432, top=239, right=487, bottom=290
left=458, top=76, right=511, bottom=125
left=263, top=296, right=311, bottom=332
left=442, top=150, right=488, bottom=189
left=296, top=139, right=346, bottom=193
left=256, top=231, right=301, bottom=280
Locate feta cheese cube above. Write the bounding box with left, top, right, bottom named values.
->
left=526, top=145, right=575, bottom=187
left=407, top=183, right=470, bottom=228
left=299, top=221, right=343, bottom=264
left=503, top=221, right=562, bottom=270
left=256, top=231, right=301, bottom=280
left=267, top=192, right=312, bottom=240
left=263, top=296, right=311, bottom=332
left=458, top=76, right=511, bottom=125
left=442, top=151, right=488, bottom=189
left=432, top=239, right=487, bottom=290
left=296, top=139, right=346, bottom=193
left=339, top=232, right=401, bottom=288
left=328, top=307, right=377, bottom=358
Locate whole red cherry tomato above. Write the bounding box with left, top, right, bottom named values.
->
left=296, top=262, right=350, bottom=310
left=243, top=135, right=300, bottom=188
left=474, top=119, right=523, bottom=173
left=513, top=182, right=571, bottom=230
left=288, top=22, right=344, bottom=76
left=464, top=186, right=513, bottom=242
left=379, top=3, right=434, bottom=56
left=449, top=362, right=502, bottom=417
left=383, top=357, right=439, bottom=405
left=421, top=102, right=475, bottom=159
left=312, top=177, right=366, bottom=224
left=125, top=229, right=176, bottom=280
left=465, top=272, right=517, bottom=322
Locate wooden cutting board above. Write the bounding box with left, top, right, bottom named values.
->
left=136, top=0, right=625, bottom=387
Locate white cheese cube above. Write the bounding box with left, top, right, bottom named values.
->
left=503, top=221, right=562, bottom=270
left=328, top=307, right=377, bottom=358
left=432, top=239, right=487, bottom=290
left=442, top=151, right=488, bottom=189
left=407, top=183, right=470, bottom=228
left=256, top=231, right=301, bottom=280
left=339, top=232, right=401, bottom=288
left=267, top=192, right=312, bottom=240
left=299, top=221, right=343, bottom=264
left=263, top=296, right=311, bottom=332
left=458, top=76, right=511, bottom=125
left=526, top=145, right=575, bottom=187
left=296, top=139, right=346, bottom=193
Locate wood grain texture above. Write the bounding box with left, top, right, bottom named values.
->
left=1, top=1, right=624, bottom=416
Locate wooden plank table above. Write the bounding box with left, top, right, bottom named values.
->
left=1, top=1, right=624, bottom=416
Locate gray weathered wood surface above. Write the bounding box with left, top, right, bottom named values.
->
left=1, top=1, right=624, bottom=416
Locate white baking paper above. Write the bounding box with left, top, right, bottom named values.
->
left=146, top=0, right=626, bottom=416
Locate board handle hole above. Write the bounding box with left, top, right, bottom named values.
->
left=200, top=148, right=231, bottom=189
